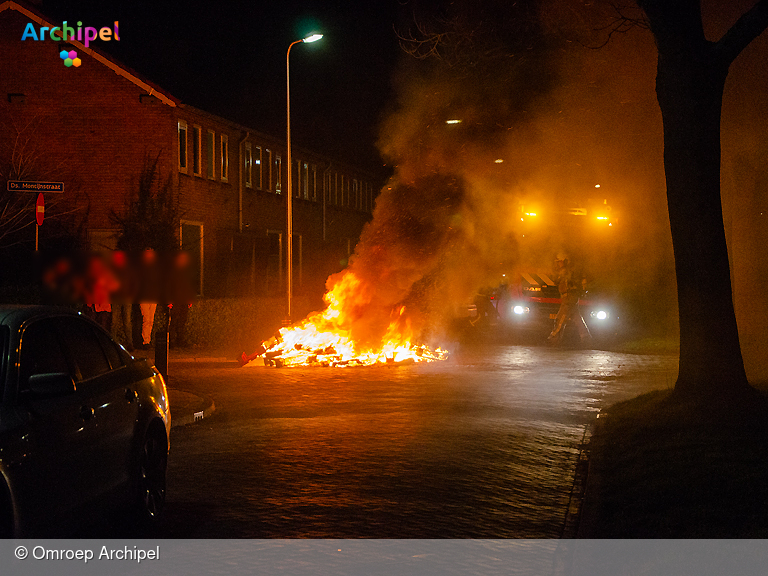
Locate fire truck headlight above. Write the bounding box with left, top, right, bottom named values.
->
left=591, top=310, right=609, bottom=320
left=513, top=305, right=529, bottom=315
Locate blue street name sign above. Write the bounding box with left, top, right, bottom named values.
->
left=7, top=180, right=64, bottom=193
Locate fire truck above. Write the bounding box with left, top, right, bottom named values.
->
left=460, top=195, right=622, bottom=343
left=493, top=270, right=620, bottom=343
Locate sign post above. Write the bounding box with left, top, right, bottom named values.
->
left=35, top=193, right=44, bottom=251
left=6, top=181, right=64, bottom=251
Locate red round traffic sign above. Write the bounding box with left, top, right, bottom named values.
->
left=35, top=193, right=44, bottom=226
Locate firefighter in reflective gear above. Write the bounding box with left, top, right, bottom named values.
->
left=547, top=253, right=591, bottom=345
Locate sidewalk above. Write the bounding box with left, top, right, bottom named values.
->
left=167, top=389, right=216, bottom=428
left=133, top=346, right=233, bottom=428
left=576, top=388, right=768, bottom=538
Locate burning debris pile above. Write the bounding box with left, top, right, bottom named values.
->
left=244, top=271, right=449, bottom=368
left=242, top=174, right=471, bottom=369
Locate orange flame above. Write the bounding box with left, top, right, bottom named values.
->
left=248, top=271, right=448, bottom=368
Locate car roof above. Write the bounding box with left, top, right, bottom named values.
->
left=0, top=305, right=81, bottom=331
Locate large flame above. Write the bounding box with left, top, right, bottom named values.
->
left=246, top=271, right=448, bottom=368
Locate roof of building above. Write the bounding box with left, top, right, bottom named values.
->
left=1, top=0, right=381, bottom=180
left=0, top=0, right=179, bottom=107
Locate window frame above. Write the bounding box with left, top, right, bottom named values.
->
left=275, top=155, right=282, bottom=194
left=17, top=318, right=72, bottom=393
left=255, top=146, right=263, bottom=190
left=244, top=142, right=253, bottom=188
left=220, top=134, right=229, bottom=183
left=178, top=121, right=188, bottom=174
left=57, top=317, right=112, bottom=383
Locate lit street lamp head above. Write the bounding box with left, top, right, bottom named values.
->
left=303, top=33, right=323, bottom=43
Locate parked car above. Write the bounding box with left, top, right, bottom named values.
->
left=0, top=305, right=170, bottom=537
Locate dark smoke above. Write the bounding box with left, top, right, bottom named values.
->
left=321, top=2, right=677, bottom=349
left=310, top=0, right=768, bottom=384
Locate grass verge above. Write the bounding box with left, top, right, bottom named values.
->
left=578, top=386, right=768, bottom=537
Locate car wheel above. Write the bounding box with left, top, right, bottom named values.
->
left=137, top=424, right=167, bottom=522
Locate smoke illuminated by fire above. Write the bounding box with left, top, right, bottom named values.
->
left=249, top=2, right=686, bottom=368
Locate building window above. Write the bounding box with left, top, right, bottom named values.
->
left=221, top=134, right=229, bottom=183
left=255, top=146, right=263, bottom=189
left=180, top=221, right=204, bottom=297
left=244, top=142, right=253, bottom=188
left=191, top=125, right=202, bottom=176
left=334, top=172, right=339, bottom=205
left=266, top=149, right=272, bottom=191
left=346, top=177, right=351, bottom=207
left=370, top=183, right=375, bottom=212
left=302, top=162, right=309, bottom=199
left=353, top=179, right=359, bottom=209
left=311, top=165, right=317, bottom=201
left=206, top=130, right=215, bottom=179
left=275, top=155, right=282, bottom=194
left=370, top=184, right=375, bottom=212
left=178, top=121, right=187, bottom=173
left=340, top=175, right=346, bottom=206
left=266, top=230, right=282, bottom=294
left=294, top=159, right=300, bottom=198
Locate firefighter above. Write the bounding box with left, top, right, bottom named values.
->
left=470, top=287, right=499, bottom=329
left=547, top=252, right=591, bottom=346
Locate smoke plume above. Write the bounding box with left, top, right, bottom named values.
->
left=319, top=4, right=678, bottom=349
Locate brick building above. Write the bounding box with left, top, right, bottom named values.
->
left=0, top=0, right=377, bottom=299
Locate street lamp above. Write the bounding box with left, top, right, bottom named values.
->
left=286, top=32, right=323, bottom=325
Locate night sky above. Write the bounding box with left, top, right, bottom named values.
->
left=39, top=0, right=406, bottom=175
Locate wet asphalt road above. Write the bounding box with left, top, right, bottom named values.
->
left=158, top=344, right=678, bottom=538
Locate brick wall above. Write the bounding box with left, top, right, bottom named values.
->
left=1, top=3, right=379, bottom=300
left=0, top=7, right=176, bottom=234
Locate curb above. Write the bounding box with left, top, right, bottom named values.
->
left=169, top=357, right=236, bottom=363
left=561, top=414, right=599, bottom=538
left=168, top=389, right=217, bottom=428
left=573, top=411, right=608, bottom=538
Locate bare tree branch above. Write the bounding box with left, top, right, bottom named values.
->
left=0, top=112, right=88, bottom=248
left=716, top=0, right=768, bottom=65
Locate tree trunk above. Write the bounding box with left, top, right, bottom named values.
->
left=640, top=0, right=755, bottom=400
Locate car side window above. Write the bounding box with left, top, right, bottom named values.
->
left=58, top=318, right=111, bottom=382
left=0, top=327, right=7, bottom=399
left=93, top=327, right=124, bottom=370
left=19, top=319, right=71, bottom=390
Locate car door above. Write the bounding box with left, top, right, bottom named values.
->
left=57, top=317, right=141, bottom=501
left=14, top=316, right=96, bottom=525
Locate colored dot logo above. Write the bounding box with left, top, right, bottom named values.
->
left=59, top=49, right=81, bottom=67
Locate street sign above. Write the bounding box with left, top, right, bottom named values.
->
left=7, top=180, right=64, bottom=193
left=35, top=193, right=44, bottom=226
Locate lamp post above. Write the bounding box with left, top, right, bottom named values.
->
left=286, top=32, right=323, bottom=325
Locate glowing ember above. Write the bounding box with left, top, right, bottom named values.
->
left=245, top=271, right=448, bottom=368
